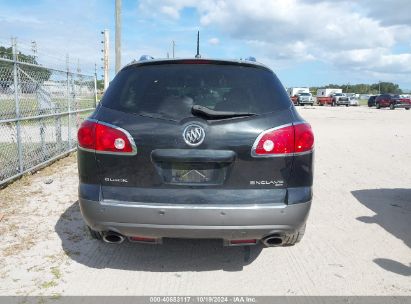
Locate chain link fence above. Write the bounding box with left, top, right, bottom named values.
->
left=0, top=43, right=97, bottom=186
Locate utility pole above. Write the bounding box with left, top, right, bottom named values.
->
left=101, top=29, right=109, bottom=90
left=115, top=0, right=122, bottom=73
left=94, top=63, right=98, bottom=107
left=195, top=31, right=201, bottom=58
left=66, top=54, right=70, bottom=72
left=172, top=40, right=176, bottom=58
left=31, top=41, right=37, bottom=64
left=77, top=58, right=81, bottom=74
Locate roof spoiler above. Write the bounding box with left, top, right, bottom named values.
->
left=244, top=56, right=257, bottom=62
left=139, top=55, right=154, bottom=61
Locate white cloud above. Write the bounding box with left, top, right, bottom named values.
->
left=208, top=37, right=219, bottom=45
left=0, top=14, right=43, bottom=25
left=160, top=6, right=180, bottom=19
left=138, top=0, right=411, bottom=78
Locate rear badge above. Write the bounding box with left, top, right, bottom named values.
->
left=105, top=177, right=128, bottom=183
left=183, top=124, right=205, bottom=146
left=250, top=180, right=284, bottom=187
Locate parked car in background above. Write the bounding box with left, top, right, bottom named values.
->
left=295, top=92, right=314, bottom=106
left=287, top=87, right=310, bottom=105
left=0, top=81, right=15, bottom=94
left=317, top=92, right=350, bottom=106
left=375, top=94, right=411, bottom=110
left=368, top=95, right=377, bottom=107
left=316, top=88, right=342, bottom=97
left=349, top=96, right=359, bottom=106
left=77, top=57, right=314, bottom=248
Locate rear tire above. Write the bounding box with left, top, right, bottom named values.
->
left=376, top=102, right=381, bottom=109
left=282, top=224, right=306, bottom=246
left=405, top=108, right=410, bottom=110
left=87, top=226, right=103, bottom=240
left=390, top=103, right=395, bottom=110
left=332, top=101, right=336, bottom=107
left=346, top=104, right=349, bottom=107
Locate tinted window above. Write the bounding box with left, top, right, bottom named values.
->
left=102, top=63, right=291, bottom=121
left=299, top=93, right=310, bottom=96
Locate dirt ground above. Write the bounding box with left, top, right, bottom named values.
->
left=0, top=105, right=410, bottom=296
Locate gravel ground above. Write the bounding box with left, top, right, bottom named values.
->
left=0, top=105, right=410, bottom=296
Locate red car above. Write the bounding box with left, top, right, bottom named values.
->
left=375, top=94, right=411, bottom=110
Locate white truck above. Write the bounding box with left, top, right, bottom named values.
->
left=316, top=88, right=350, bottom=106
left=316, top=88, right=342, bottom=97
left=287, top=87, right=310, bottom=97
left=287, top=87, right=313, bottom=106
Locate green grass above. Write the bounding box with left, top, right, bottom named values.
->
left=0, top=110, right=93, bottom=182
left=40, top=280, right=58, bottom=289
left=358, top=99, right=368, bottom=106
left=0, top=97, right=96, bottom=120
left=50, top=266, right=62, bottom=280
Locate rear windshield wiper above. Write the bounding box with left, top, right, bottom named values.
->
left=191, top=105, right=256, bottom=120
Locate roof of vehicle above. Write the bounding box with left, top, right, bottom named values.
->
left=123, top=57, right=273, bottom=72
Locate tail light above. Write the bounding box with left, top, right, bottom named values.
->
left=251, top=123, right=314, bottom=157
left=77, top=120, right=137, bottom=155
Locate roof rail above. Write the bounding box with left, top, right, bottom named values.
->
left=139, top=55, right=154, bottom=61
left=245, top=56, right=257, bottom=62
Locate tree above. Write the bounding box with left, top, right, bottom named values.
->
left=96, top=79, right=104, bottom=91
left=310, top=82, right=403, bottom=95
left=0, top=45, right=52, bottom=93
left=370, top=82, right=402, bottom=94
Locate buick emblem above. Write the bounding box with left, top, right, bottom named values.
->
left=183, top=124, right=205, bottom=146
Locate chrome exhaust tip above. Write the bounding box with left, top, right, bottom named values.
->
left=102, top=231, right=125, bottom=244
left=262, top=235, right=284, bottom=247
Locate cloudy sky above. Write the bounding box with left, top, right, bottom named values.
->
left=1, top=0, right=410, bottom=89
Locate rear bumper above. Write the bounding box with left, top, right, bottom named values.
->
left=394, top=103, right=411, bottom=108
left=79, top=189, right=312, bottom=241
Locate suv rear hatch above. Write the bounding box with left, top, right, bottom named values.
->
left=93, top=60, right=296, bottom=205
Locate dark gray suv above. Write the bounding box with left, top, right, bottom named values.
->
left=77, top=58, right=314, bottom=247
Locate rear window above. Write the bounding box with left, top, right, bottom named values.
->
left=101, top=63, right=291, bottom=121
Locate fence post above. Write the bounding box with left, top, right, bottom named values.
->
left=12, top=38, right=23, bottom=173
left=66, top=55, right=71, bottom=150
left=94, top=74, right=98, bottom=108
left=40, top=106, right=47, bottom=161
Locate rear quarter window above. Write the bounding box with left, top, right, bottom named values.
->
left=101, top=63, right=291, bottom=121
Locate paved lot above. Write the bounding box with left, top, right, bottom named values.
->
left=0, top=105, right=410, bottom=296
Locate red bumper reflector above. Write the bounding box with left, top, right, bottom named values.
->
left=129, top=236, right=156, bottom=242
left=229, top=239, right=257, bottom=245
